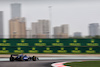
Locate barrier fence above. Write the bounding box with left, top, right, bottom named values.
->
left=0, top=39, right=100, bottom=53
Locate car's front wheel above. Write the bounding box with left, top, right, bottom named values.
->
left=20, top=56, right=24, bottom=61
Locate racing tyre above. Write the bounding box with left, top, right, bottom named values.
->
left=10, top=57, right=14, bottom=61
left=32, top=56, right=36, bottom=61
left=20, top=56, right=24, bottom=61
left=25, top=59, right=28, bottom=61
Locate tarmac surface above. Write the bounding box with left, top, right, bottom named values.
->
left=0, top=59, right=100, bottom=67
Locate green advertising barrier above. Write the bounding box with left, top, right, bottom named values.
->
left=0, top=39, right=100, bottom=46
left=0, top=46, right=99, bottom=54
left=0, top=38, right=100, bottom=54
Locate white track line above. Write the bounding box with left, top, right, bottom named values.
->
left=51, top=62, right=71, bottom=67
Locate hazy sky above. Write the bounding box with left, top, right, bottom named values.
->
left=0, top=0, right=100, bottom=38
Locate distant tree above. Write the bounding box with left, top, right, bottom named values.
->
left=92, top=35, right=100, bottom=39
left=85, top=36, right=92, bottom=38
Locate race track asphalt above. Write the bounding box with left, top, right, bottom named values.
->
left=0, top=59, right=100, bottom=67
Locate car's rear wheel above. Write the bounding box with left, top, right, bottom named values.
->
left=10, top=57, right=14, bottom=61
left=32, top=56, right=36, bottom=61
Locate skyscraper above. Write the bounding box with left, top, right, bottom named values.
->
left=38, top=20, right=50, bottom=35
left=54, top=26, right=62, bottom=38
left=9, top=17, right=26, bottom=38
left=89, top=23, right=99, bottom=36
left=26, top=29, right=32, bottom=38
left=74, top=32, right=82, bottom=37
left=31, top=22, right=38, bottom=38
left=61, top=24, right=68, bottom=34
left=31, top=20, right=50, bottom=38
left=54, top=26, right=62, bottom=35
left=54, top=24, right=69, bottom=38
left=11, top=3, right=21, bottom=19
left=0, top=11, right=3, bottom=38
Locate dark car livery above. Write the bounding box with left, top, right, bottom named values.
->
left=10, top=54, right=39, bottom=61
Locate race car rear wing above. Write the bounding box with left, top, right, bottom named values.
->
left=11, top=54, right=18, bottom=57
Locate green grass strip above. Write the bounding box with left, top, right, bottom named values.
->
left=64, top=61, right=100, bottom=67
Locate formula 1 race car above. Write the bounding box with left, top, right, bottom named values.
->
left=10, top=54, right=39, bottom=61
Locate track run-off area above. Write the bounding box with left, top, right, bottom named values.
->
left=0, top=59, right=100, bottom=67
left=0, top=54, right=100, bottom=67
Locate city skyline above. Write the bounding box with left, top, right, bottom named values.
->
left=0, top=0, right=100, bottom=38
